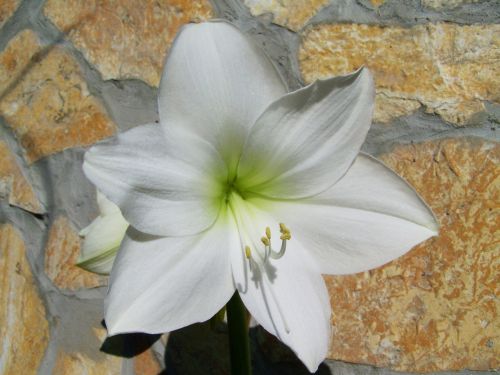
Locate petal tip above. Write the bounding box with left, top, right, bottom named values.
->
left=359, top=65, right=375, bottom=87
left=419, top=200, right=440, bottom=237
left=103, top=319, right=120, bottom=337
left=103, top=307, right=128, bottom=337
left=428, top=219, right=440, bottom=238
left=82, top=148, right=98, bottom=176
left=299, top=350, right=327, bottom=373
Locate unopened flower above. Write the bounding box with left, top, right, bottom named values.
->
left=83, top=21, right=438, bottom=372
left=78, top=191, right=128, bottom=275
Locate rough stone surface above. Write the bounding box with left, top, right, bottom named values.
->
left=0, top=44, right=116, bottom=163
left=44, top=0, right=213, bottom=87
left=0, top=30, right=42, bottom=97
left=422, top=0, right=479, bottom=9
left=45, top=216, right=106, bottom=291
left=371, top=0, right=479, bottom=8
left=52, top=328, right=122, bottom=375
left=326, top=138, right=499, bottom=372
left=0, top=140, right=42, bottom=213
left=0, top=0, right=19, bottom=29
left=244, top=0, right=328, bottom=31
left=300, top=23, right=500, bottom=125
left=0, top=224, right=49, bottom=375
left=52, top=351, right=121, bottom=375
left=0, top=0, right=497, bottom=373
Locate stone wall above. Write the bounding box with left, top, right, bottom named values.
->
left=0, top=0, right=498, bottom=374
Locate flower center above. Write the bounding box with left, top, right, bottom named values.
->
left=226, top=189, right=291, bottom=265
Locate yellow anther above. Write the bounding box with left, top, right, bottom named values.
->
left=265, top=227, right=271, bottom=239
left=280, top=233, right=291, bottom=241
left=279, top=223, right=291, bottom=237
left=245, top=245, right=252, bottom=259
left=279, top=223, right=291, bottom=238
left=261, top=236, right=270, bottom=246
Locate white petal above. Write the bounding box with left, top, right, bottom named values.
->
left=229, top=205, right=331, bottom=372
left=78, top=211, right=128, bottom=275
left=253, top=154, right=438, bottom=274
left=237, top=68, right=374, bottom=199
left=158, top=21, right=286, bottom=172
left=105, top=213, right=238, bottom=335
left=78, top=193, right=128, bottom=275
left=96, top=190, right=121, bottom=216
left=83, top=124, right=223, bottom=237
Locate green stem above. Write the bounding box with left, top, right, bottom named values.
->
left=226, top=291, right=252, bottom=375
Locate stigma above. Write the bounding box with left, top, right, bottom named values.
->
left=245, top=223, right=291, bottom=263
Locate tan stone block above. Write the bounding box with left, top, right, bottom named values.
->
left=244, top=0, right=328, bottom=31
left=44, top=0, right=213, bottom=87
left=374, top=95, right=421, bottom=124
left=0, top=30, right=42, bottom=97
left=326, top=138, right=499, bottom=372
left=0, top=224, right=49, bottom=375
left=0, top=42, right=116, bottom=163
left=45, top=216, right=107, bottom=290
left=316, top=1, right=478, bottom=11
left=0, top=0, right=20, bottom=29
left=0, top=140, right=43, bottom=213
left=300, top=23, right=500, bottom=125
left=52, top=352, right=121, bottom=375
left=53, top=328, right=122, bottom=375
left=134, top=349, right=162, bottom=375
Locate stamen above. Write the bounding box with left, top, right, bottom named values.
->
left=266, top=223, right=291, bottom=260
left=279, top=223, right=291, bottom=239
left=269, top=238, right=287, bottom=259
left=261, top=236, right=270, bottom=246
left=241, top=224, right=292, bottom=334
left=245, top=245, right=252, bottom=259
left=280, top=233, right=291, bottom=241
left=243, top=223, right=292, bottom=264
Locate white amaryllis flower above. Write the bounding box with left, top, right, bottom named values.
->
left=83, top=21, right=438, bottom=372
left=78, top=191, right=128, bottom=275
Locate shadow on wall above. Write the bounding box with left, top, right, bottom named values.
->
left=100, top=321, right=332, bottom=375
